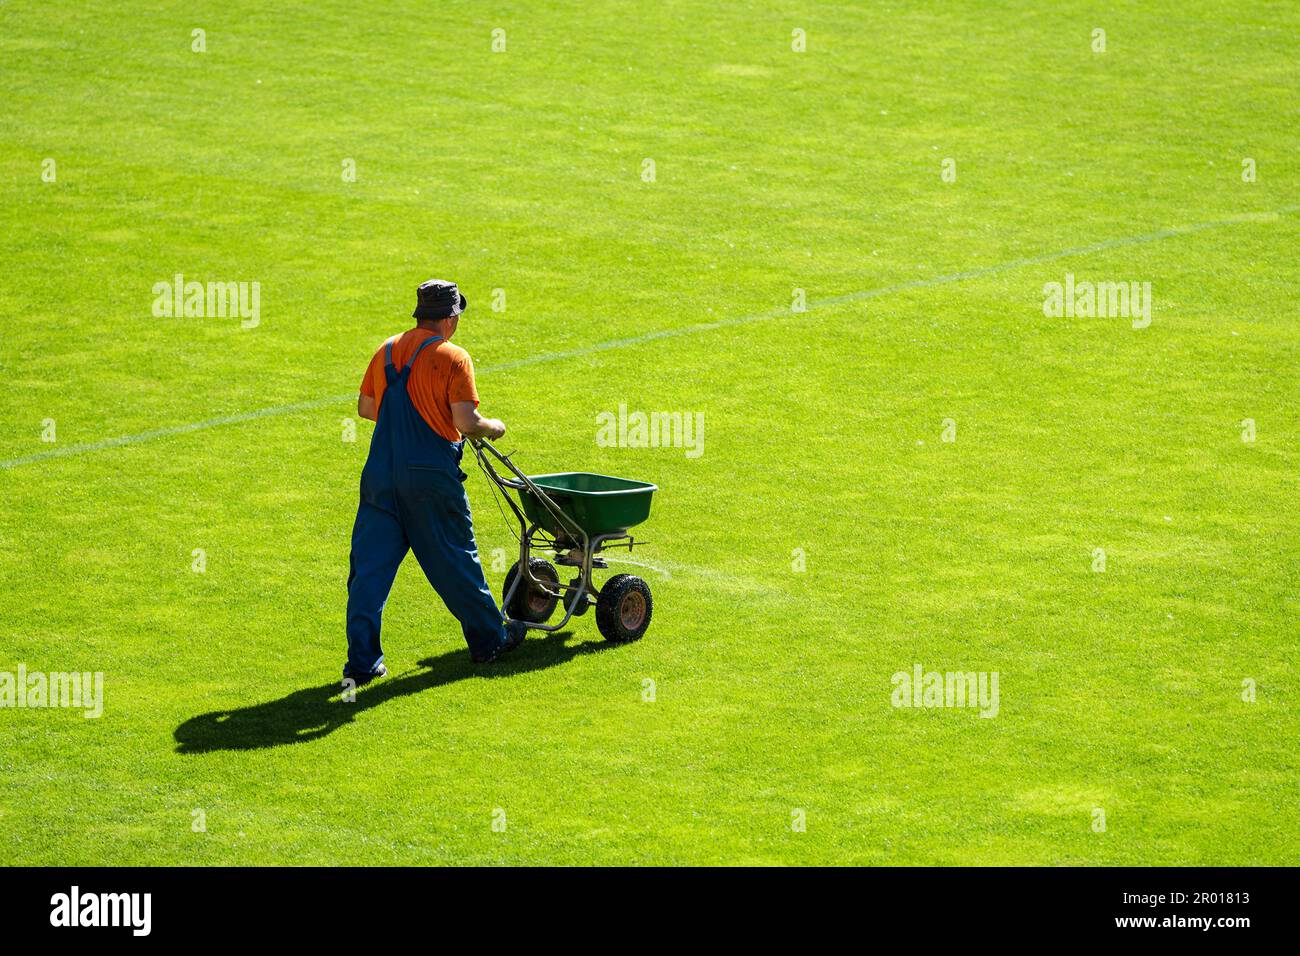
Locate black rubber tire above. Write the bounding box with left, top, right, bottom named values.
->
left=596, top=574, right=652, bottom=643
left=503, top=559, right=560, bottom=623
left=565, top=577, right=592, bottom=617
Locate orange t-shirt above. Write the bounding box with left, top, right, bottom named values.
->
left=359, top=328, right=479, bottom=442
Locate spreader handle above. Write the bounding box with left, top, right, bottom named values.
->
left=471, top=438, right=526, bottom=490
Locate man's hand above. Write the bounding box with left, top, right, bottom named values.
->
left=452, top=401, right=506, bottom=440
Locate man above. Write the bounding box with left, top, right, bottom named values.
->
left=344, top=279, right=525, bottom=686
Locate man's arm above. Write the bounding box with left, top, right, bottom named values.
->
left=358, top=394, right=377, bottom=422
left=452, top=401, right=506, bottom=440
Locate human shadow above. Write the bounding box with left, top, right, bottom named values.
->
left=174, top=630, right=609, bottom=754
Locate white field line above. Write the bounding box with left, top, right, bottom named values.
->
left=0, top=394, right=349, bottom=470
left=3, top=206, right=1294, bottom=472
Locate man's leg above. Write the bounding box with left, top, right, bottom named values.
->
left=345, top=499, right=410, bottom=676
left=401, top=487, right=507, bottom=660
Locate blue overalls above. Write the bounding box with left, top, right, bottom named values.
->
left=344, top=334, right=507, bottom=674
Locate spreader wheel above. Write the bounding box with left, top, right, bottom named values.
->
left=596, top=574, right=652, bottom=643
left=503, top=558, right=560, bottom=623
left=566, top=577, right=592, bottom=616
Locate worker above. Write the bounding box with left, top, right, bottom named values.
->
left=344, top=279, right=524, bottom=686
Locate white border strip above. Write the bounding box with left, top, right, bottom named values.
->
left=3, top=208, right=1292, bottom=471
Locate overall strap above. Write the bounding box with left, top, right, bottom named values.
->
left=400, top=334, right=444, bottom=374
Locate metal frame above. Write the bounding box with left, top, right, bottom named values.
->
left=471, top=438, right=638, bottom=632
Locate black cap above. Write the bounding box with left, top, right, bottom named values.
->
left=412, top=279, right=467, bottom=320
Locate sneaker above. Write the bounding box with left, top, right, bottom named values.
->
left=506, top=619, right=527, bottom=647
left=341, top=663, right=387, bottom=688
left=472, top=621, right=527, bottom=664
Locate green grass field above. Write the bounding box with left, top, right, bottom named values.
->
left=2, top=0, right=1297, bottom=866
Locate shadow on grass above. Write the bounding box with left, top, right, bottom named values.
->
left=174, top=630, right=610, bottom=754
